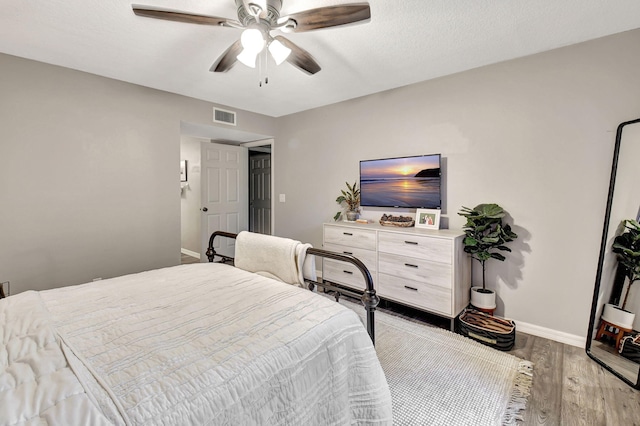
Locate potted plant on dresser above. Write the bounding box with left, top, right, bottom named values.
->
left=601, top=219, right=640, bottom=332
left=334, top=181, right=360, bottom=222
left=458, top=203, right=518, bottom=310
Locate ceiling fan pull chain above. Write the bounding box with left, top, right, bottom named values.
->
left=265, top=49, right=269, bottom=85
left=258, top=49, right=263, bottom=87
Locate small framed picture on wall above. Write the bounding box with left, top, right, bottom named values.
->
left=416, top=208, right=440, bottom=230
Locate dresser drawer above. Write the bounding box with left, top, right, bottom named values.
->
left=323, top=243, right=377, bottom=273
left=323, top=259, right=370, bottom=291
left=378, top=273, right=452, bottom=316
left=378, top=252, right=451, bottom=288
left=378, top=231, right=451, bottom=264
left=324, top=225, right=377, bottom=250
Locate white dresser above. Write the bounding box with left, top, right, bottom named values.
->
left=323, top=222, right=471, bottom=326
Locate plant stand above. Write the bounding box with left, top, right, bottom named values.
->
left=473, top=305, right=496, bottom=316
left=596, top=319, right=632, bottom=350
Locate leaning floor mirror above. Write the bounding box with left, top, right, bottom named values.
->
left=586, top=117, right=640, bottom=389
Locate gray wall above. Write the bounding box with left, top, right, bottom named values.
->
left=3, top=29, right=640, bottom=340
left=273, top=29, right=640, bottom=338
left=0, top=53, right=275, bottom=293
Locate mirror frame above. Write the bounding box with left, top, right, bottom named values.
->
left=586, top=117, right=640, bottom=389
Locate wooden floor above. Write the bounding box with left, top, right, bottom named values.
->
left=373, top=299, right=640, bottom=425
left=181, top=253, right=200, bottom=264
left=181, top=254, right=640, bottom=425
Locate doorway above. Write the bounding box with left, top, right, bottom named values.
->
left=179, top=121, right=273, bottom=263
left=248, top=145, right=272, bottom=235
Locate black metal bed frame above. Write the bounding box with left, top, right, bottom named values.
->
left=206, top=231, right=379, bottom=345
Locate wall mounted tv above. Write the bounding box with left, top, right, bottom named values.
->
left=360, top=154, right=441, bottom=209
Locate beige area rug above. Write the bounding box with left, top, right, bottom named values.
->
left=339, top=298, right=533, bottom=425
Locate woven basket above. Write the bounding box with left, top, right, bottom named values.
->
left=379, top=219, right=415, bottom=227
left=457, top=308, right=516, bottom=351
left=619, top=335, right=640, bottom=364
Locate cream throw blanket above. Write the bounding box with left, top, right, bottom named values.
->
left=234, top=231, right=316, bottom=286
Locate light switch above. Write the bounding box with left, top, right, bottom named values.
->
left=279, top=194, right=286, bottom=203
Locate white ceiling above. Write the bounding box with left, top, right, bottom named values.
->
left=2, top=0, right=640, bottom=118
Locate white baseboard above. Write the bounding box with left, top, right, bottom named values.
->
left=515, top=320, right=586, bottom=348
left=180, top=248, right=201, bottom=259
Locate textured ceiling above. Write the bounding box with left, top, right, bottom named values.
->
left=2, top=0, right=640, bottom=118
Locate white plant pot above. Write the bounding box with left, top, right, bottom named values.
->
left=470, top=286, right=496, bottom=310
left=602, top=303, right=636, bottom=329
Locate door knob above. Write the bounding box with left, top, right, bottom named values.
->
left=202, top=207, right=208, bottom=212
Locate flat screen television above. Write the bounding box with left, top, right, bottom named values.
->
left=360, top=154, right=441, bottom=209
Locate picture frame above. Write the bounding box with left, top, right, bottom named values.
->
left=415, top=208, right=440, bottom=230
left=180, top=160, right=188, bottom=182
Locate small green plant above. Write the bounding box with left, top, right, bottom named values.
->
left=612, top=219, right=640, bottom=310
left=333, top=181, right=360, bottom=221
left=458, top=203, right=518, bottom=291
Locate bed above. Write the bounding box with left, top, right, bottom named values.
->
left=1, top=232, right=392, bottom=425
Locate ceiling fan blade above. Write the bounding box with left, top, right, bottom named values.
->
left=274, top=36, right=321, bottom=75
left=210, top=40, right=243, bottom=73
left=280, top=3, right=370, bottom=33
left=132, top=5, right=240, bottom=27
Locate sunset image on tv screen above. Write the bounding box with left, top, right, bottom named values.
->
left=360, top=154, right=441, bottom=208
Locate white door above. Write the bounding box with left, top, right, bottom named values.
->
left=201, top=142, right=248, bottom=260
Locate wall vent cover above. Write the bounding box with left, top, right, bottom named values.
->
left=213, top=108, right=236, bottom=126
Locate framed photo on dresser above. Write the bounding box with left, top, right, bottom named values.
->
left=416, top=208, right=440, bottom=230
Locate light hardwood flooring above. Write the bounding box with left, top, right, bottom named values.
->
left=370, top=299, right=640, bottom=425
left=181, top=253, right=200, bottom=264
left=180, top=255, right=640, bottom=425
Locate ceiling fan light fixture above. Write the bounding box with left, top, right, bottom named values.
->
left=268, top=39, right=291, bottom=65
left=237, top=48, right=259, bottom=68
left=240, top=27, right=265, bottom=53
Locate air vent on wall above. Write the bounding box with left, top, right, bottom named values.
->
left=213, top=107, right=236, bottom=126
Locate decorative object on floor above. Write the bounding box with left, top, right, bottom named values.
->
left=334, top=181, right=360, bottom=221
left=594, top=220, right=640, bottom=350
left=458, top=203, right=518, bottom=310
left=457, top=308, right=516, bottom=351
left=586, top=117, right=640, bottom=389
left=610, top=218, right=640, bottom=311
left=596, top=317, right=632, bottom=350
left=339, top=297, right=532, bottom=425
left=415, top=208, right=440, bottom=229
left=620, top=334, right=640, bottom=363
left=132, top=1, right=371, bottom=78
left=379, top=214, right=414, bottom=227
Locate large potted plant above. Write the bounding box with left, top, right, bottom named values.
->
left=333, top=181, right=360, bottom=221
left=458, top=203, right=518, bottom=310
left=602, top=219, right=640, bottom=329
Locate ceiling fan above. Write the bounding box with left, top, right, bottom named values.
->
left=132, top=0, right=371, bottom=76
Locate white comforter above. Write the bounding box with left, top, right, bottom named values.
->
left=1, top=263, right=392, bottom=425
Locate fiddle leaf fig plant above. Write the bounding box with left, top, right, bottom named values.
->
left=458, top=203, right=518, bottom=291
left=333, top=181, right=360, bottom=221
left=612, top=219, right=640, bottom=310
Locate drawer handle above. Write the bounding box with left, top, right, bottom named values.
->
left=343, top=251, right=353, bottom=255
left=404, top=241, right=418, bottom=245
left=404, top=263, right=419, bottom=268
left=343, top=270, right=353, bottom=275
left=404, top=285, right=418, bottom=291
left=343, top=232, right=353, bottom=236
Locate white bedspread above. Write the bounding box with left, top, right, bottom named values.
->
left=0, top=291, right=112, bottom=426
left=2, top=263, right=392, bottom=425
